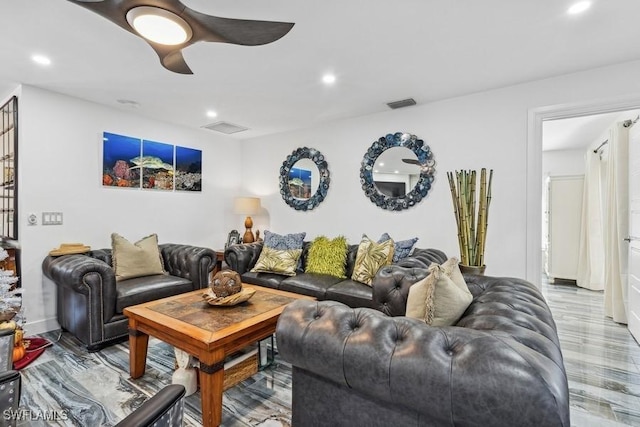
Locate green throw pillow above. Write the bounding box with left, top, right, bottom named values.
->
left=351, top=234, right=395, bottom=286
left=250, top=246, right=302, bottom=276
left=305, top=236, right=348, bottom=278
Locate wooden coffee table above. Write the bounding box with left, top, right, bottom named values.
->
left=123, top=285, right=312, bottom=427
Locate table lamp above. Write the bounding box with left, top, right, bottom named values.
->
left=234, top=197, right=261, bottom=243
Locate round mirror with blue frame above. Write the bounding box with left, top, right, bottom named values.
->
left=280, top=147, right=330, bottom=211
left=360, top=132, right=436, bottom=211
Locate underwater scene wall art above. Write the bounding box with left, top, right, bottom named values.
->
left=102, top=132, right=202, bottom=192
left=142, top=140, right=174, bottom=190
left=175, top=146, right=202, bottom=191
left=102, top=132, right=142, bottom=188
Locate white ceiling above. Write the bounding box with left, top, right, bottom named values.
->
left=2, top=1, right=640, bottom=140
left=543, top=110, right=640, bottom=152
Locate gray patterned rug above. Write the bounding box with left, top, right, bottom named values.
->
left=15, top=332, right=291, bottom=426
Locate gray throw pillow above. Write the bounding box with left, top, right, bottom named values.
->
left=378, top=232, right=419, bottom=262
left=264, top=230, right=306, bottom=250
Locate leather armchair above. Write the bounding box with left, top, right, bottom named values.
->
left=116, top=384, right=185, bottom=427
left=43, top=244, right=216, bottom=351
left=276, top=268, right=569, bottom=427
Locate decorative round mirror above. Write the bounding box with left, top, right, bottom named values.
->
left=360, top=132, right=436, bottom=210
left=280, top=147, right=330, bottom=211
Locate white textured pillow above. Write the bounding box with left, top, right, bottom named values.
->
left=406, top=257, right=473, bottom=326
left=112, top=233, right=165, bottom=281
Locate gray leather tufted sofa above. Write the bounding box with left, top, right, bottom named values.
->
left=224, top=241, right=447, bottom=309
left=43, top=244, right=216, bottom=351
left=276, top=267, right=570, bottom=427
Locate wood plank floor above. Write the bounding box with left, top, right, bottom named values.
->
left=12, top=278, right=640, bottom=426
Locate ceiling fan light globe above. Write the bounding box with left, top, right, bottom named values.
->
left=126, top=6, right=192, bottom=46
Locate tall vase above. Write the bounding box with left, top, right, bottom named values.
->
left=459, top=263, right=486, bottom=275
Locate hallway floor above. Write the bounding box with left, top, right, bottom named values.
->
left=542, top=275, right=640, bottom=426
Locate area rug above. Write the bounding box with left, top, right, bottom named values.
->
left=13, top=337, right=50, bottom=370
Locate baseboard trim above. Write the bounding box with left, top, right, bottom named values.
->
left=24, top=317, right=60, bottom=336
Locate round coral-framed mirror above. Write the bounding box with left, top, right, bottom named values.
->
left=360, top=132, right=436, bottom=210
left=280, top=147, right=330, bottom=211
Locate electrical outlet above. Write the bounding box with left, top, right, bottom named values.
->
left=27, top=213, right=37, bottom=225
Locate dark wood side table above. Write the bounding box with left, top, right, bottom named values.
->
left=211, top=250, right=224, bottom=277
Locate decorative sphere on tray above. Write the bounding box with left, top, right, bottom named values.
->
left=210, top=270, right=242, bottom=298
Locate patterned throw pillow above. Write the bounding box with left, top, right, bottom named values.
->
left=112, top=233, right=166, bottom=281
left=264, top=230, right=306, bottom=250
left=378, top=233, right=419, bottom=262
left=305, top=236, right=349, bottom=278
left=351, top=234, right=395, bottom=286
left=406, top=257, right=473, bottom=326
left=250, top=246, right=302, bottom=276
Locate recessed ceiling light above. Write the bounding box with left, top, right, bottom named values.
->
left=322, top=73, right=336, bottom=85
left=394, top=170, right=399, bottom=174
left=379, top=162, right=385, bottom=167
left=126, top=6, right=193, bottom=45
left=31, top=54, right=51, bottom=66
left=567, top=1, right=591, bottom=15
left=374, top=169, right=379, bottom=173
left=206, top=110, right=218, bottom=118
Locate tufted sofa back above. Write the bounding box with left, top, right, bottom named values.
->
left=85, top=244, right=214, bottom=288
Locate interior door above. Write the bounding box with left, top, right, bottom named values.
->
left=628, top=123, right=640, bottom=342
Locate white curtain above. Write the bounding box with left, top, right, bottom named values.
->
left=576, top=151, right=605, bottom=290
left=603, top=123, right=629, bottom=324
left=576, top=122, right=629, bottom=324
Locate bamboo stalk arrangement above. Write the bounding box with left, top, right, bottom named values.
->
left=446, top=169, right=493, bottom=267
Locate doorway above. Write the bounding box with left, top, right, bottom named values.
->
left=541, top=110, right=639, bottom=285
left=526, top=97, right=640, bottom=284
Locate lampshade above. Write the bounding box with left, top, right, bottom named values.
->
left=234, top=197, right=261, bottom=215
left=126, top=6, right=193, bottom=46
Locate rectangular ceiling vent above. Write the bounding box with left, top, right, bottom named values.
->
left=386, top=98, right=417, bottom=109
left=202, top=121, right=249, bottom=134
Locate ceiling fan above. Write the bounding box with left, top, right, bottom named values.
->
left=67, top=0, right=295, bottom=74
left=401, top=158, right=421, bottom=166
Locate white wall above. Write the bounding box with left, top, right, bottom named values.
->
left=241, top=60, right=640, bottom=283
left=543, top=149, right=586, bottom=178
left=17, top=85, right=242, bottom=334
left=10, top=59, right=640, bottom=334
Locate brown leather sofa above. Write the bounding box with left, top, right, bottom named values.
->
left=224, top=241, right=447, bottom=309
left=43, top=244, right=216, bottom=351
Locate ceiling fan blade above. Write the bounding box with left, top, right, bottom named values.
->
left=66, top=0, right=295, bottom=74
left=148, top=43, right=193, bottom=74
left=188, top=12, right=295, bottom=46
left=402, top=158, right=421, bottom=165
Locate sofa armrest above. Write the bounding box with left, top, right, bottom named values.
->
left=371, top=265, right=429, bottom=316
left=159, top=244, right=216, bottom=289
left=43, top=254, right=119, bottom=321
left=224, top=242, right=264, bottom=274
left=0, top=369, right=20, bottom=423
left=115, top=384, right=185, bottom=427
left=43, top=253, right=116, bottom=296
left=276, top=300, right=570, bottom=427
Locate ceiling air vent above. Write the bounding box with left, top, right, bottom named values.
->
left=202, top=121, right=249, bottom=134
left=386, top=98, right=417, bottom=109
